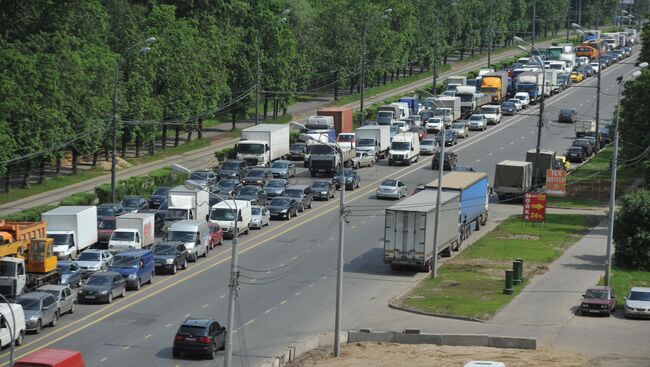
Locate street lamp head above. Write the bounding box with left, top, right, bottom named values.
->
left=184, top=179, right=208, bottom=191
left=170, top=163, right=192, bottom=175
left=631, top=70, right=642, bottom=78
left=621, top=9, right=629, bottom=14
left=145, top=37, right=157, bottom=45
left=513, top=36, right=524, bottom=43
left=576, top=29, right=584, bottom=34
left=139, top=47, right=151, bottom=54
left=290, top=121, right=306, bottom=130
left=384, top=8, right=393, bottom=14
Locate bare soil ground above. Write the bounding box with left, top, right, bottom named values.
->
left=288, top=342, right=588, bottom=367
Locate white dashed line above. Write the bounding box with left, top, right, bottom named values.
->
left=291, top=256, right=298, bottom=261
left=219, top=294, right=225, bottom=299
left=510, top=141, right=515, bottom=145
left=266, top=271, right=271, bottom=274
left=101, top=357, right=108, bottom=362
left=279, top=264, right=284, bottom=267
left=280, top=299, right=288, bottom=305
left=329, top=237, right=334, bottom=241
left=166, top=323, right=173, bottom=328
left=145, top=334, right=152, bottom=339
left=265, top=308, right=274, bottom=314
left=500, top=147, right=504, bottom=150
left=184, top=313, right=191, bottom=318
left=520, top=136, right=525, bottom=139
left=309, top=284, right=315, bottom=288
left=123, top=346, right=130, bottom=350
left=351, top=225, right=356, bottom=229
left=295, top=292, right=301, bottom=296
left=202, top=304, right=208, bottom=308
left=245, top=319, right=255, bottom=326
left=488, top=153, right=494, bottom=156
left=476, top=159, right=481, bottom=163
left=322, top=276, right=327, bottom=279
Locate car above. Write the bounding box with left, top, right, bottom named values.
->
left=451, top=122, right=469, bottom=138
left=582, top=135, right=601, bottom=151
left=406, top=115, right=422, bottom=126
left=468, top=114, right=488, bottom=131
left=454, top=165, right=475, bottom=172
left=309, top=180, right=336, bottom=201
left=558, top=108, right=578, bottom=123
left=589, top=62, right=600, bottom=73
left=435, top=129, right=457, bottom=146
left=16, top=292, right=59, bottom=334
left=269, top=160, right=296, bottom=179
left=598, top=125, right=612, bottom=143
left=570, top=71, right=584, bottom=83
left=97, top=203, right=124, bottom=220
left=420, top=138, right=439, bottom=155
left=333, top=169, right=360, bottom=190
left=613, top=48, right=627, bottom=58
left=120, top=196, right=149, bottom=213
left=218, top=159, right=248, bottom=180
left=624, top=287, right=650, bottom=318
left=36, top=284, right=76, bottom=317
left=575, top=138, right=595, bottom=154
left=389, top=124, right=401, bottom=141
left=599, top=56, right=611, bottom=67
left=500, top=101, right=517, bottom=116
left=351, top=151, right=376, bottom=168
left=376, top=179, right=408, bottom=200
left=76, top=249, right=113, bottom=277
left=572, top=140, right=593, bottom=157
left=554, top=156, right=571, bottom=171
left=152, top=241, right=188, bottom=274
left=264, top=178, right=288, bottom=197
left=215, top=179, right=242, bottom=197
left=580, top=286, right=616, bottom=316
left=208, top=222, right=223, bottom=248
left=557, top=73, right=572, bottom=90
left=425, top=117, right=444, bottom=133
left=97, top=216, right=116, bottom=245
left=251, top=205, right=270, bottom=229
left=514, top=92, right=530, bottom=109
left=585, top=131, right=607, bottom=147
left=577, top=64, right=594, bottom=77
left=431, top=151, right=458, bottom=171
left=172, top=318, right=226, bottom=360
left=283, top=185, right=313, bottom=212
left=391, top=120, right=408, bottom=133
left=108, top=250, right=155, bottom=289
left=566, top=146, right=586, bottom=163
left=235, top=185, right=268, bottom=206
left=623, top=46, right=632, bottom=56
left=267, top=197, right=299, bottom=220
left=289, top=143, right=308, bottom=161
left=242, top=168, right=270, bottom=186
left=507, top=98, right=523, bottom=111
left=189, top=170, right=218, bottom=187
left=57, top=261, right=82, bottom=288
left=409, top=126, right=426, bottom=141
left=77, top=271, right=126, bottom=304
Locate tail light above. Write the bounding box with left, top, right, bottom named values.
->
left=198, top=336, right=212, bottom=344
left=174, top=335, right=184, bottom=342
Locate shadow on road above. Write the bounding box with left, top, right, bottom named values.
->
left=562, top=254, right=607, bottom=271
left=344, top=247, right=420, bottom=279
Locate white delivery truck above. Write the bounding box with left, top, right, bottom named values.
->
left=164, top=186, right=210, bottom=232
left=388, top=132, right=420, bottom=166
left=304, top=115, right=334, bottom=130
left=432, top=96, right=461, bottom=126
left=355, top=125, right=391, bottom=159
left=0, top=303, right=26, bottom=347
left=209, top=200, right=252, bottom=239
left=42, top=206, right=97, bottom=260
left=389, top=102, right=410, bottom=120
left=544, top=69, right=559, bottom=94
left=108, top=213, right=156, bottom=252
left=235, top=124, right=290, bottom=167
left=446, top=75, right=467, bottom=91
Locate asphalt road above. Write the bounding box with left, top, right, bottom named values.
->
left=0, top=51, right=642, bottom=366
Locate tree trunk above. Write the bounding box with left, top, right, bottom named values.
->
left=92, top=152, right=98, bottom=167
left=135, top=133, right=141, bottom=158
left=56, top=157, right=61, bottom=176
left=443, top=50, right=448, bottom=64
left=22, top=160, right=31, bottom=188
left=333, top=71, right=339, bottom=101
left=349, top=78, right=355, bottom=94
left=3, top=164, right=10, bottom=194
left=263, top=95, right=269, bottom=120
left=103, top=143, right=109, bottom=161
left=197, top=118, right=203, bottom=139
left=174, top=125, right=180, bottom=147
left=383, top=71, right=387, bottom=85
left=187, top=126, right=193, bottom=142
left=71, top=148, right=78, bottom=175
left=38, top=158, right=46, bottom=184
left=409, top=65, right=413, bottom=76
left=162, top=122, right=168, bottom=149
left=273, top=98, right=279, bottom=119
left=121, top=127, right=128, bottom=157
left=231, top=109, right=236, bottom=130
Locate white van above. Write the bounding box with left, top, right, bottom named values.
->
left=0, top=303, right=26, bottom=347
left=167, top=220, right=210, bottom=262
left=209, top=200, right=252, bottom=239
left=388, top=132, right=420, bottom=166
left=389, top=102, right=410, bottom=120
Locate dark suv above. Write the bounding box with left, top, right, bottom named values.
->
left=218, top=159, right=248, bottom=180
left=431, top=151, right=458, bottom=171
left=173, top=318, right=227, bottom=360
left=558, top=108, right=577, bottom=123
left=283, top=185, right=313, bottom=212
left=572, top=139, right=593, bottom=156
left=152, top=241, right=188, bottom=275
left=242, top=168, right=271, bottom=186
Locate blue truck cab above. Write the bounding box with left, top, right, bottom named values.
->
left=107, top=250, right=155, bottom=290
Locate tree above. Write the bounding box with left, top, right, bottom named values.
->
left=619, top=69, right=650, bottom=183
left=614, top=191, right=650, bottom=270
left=640, top=22, right=650, bottom=64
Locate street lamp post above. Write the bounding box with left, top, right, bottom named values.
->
left=432, top=2, right=455, bottom=94
left=605, top=63, right=648, bottom=286
left=111, top=37, right=156, bottom=203
left=431, top=114, right=445, bottom=278
left=359, top=9, right=392, bottom=126
left=0, top=294, right=17, bottom=366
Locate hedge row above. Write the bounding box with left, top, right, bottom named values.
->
left=3, top=205, right=57, bottom=222
left=59, top=192, right=97, bottom=206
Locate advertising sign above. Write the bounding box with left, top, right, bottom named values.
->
left=545, top=169, right=567, bottom=196
left=523, top=192, right=546, bottom=222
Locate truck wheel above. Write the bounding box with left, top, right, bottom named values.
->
left=149, top=272, right=154, bottom=284
left=310, top=171, right=316, bottom=177
left=14, top=331, right=23, bottom=346
left=50, top=312, right=58, bottom=327
left=182, top=259, right=188, bottom=270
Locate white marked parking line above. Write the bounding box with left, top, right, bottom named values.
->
left=510, top=141, right=515, bottom=145
left=322, top=276, right=327, bottom=279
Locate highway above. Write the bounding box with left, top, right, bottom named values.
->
left=0, top=51, right=639, bottom=366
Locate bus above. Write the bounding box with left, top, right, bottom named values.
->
left=575, top=40, right=606, bottom=60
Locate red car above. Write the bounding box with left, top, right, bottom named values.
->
left=14, top=348, right=85, bottom=367
left=97, top=217, right=116, bottom=245
left=409, top=126, right=426, bottom=141
left=581, top=286, right=617, bottom=316
left=208, top=222, right=223, bottom=248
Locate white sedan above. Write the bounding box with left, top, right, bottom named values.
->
left=251, top=206, right=270, bottom=229
left=507, top=98, right=523, bottom=111
left=376, top=179, right=408, bottom=200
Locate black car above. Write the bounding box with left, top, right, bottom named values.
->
left=283, top=186, right=313, bottom=212
left=558, top=108, right=577, bottom=123
left=242, top=168, right=270, bottom=186
left=557, top=73, right=572, bottom=90
left=190, top=170, right=218, bottom=187
left=333, top=169, right=361, bottom=190
left=152, top=241, right=188, bottom=275
left=149, top=187, right=170, bottom=209
left=582, top=135, right=601, bottom=151
left=267, top=197, right=299, bottom=220
left=264, top=179, right=288, bottom=197
left=218, top=159, right=248, bottom=180
left=215, top=179, right=242, bottom=197
left=435, top=130, right=457, bottom=146
left=431, top=151, right=458, bottom=171
left=120, top=196, right=149, bottom=213
left=77, top=271, right=126, bottom=304
left=235, top=185, right=268, bottom=206
left=309, top=180, right=336, bottom=201
left=572, top=139, right=593, bottom=156
left=289, top=143, right=308, bottom=161
left=566, top=146, right=586, bottom=163
left=501, top=101, right=517, bottom=116
left=97, top=203, right=124, bottom=221
left=173, top=318, right=226, bottom=360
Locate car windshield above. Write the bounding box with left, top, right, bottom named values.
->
left=153, top=245, right=176, bottom=255
left=270, top=198, right=290, bottom=207
left=247, top=170, right=264, bottom=178
left=167, top=231, right=197, bottom=242
left=560, top=109, right=574, bottom=114
left=77, top=252, right=100, bottom=261
left=569, top=147, right=583, bottom=153
left=178, top=325, right=209, bottom=336
left=470, top=115, right=483, bottom=121
left=338, top=135, right=355, bottom=142
left=391, top=142, right=410, bottom=150
left=222, top=162, right=243, bottom=170
left=239, top=187, right=258, bottom=195
left=421, top=140, right=435, bottom=146
left=210, top=208, right=235, bottom=221
left=218, top=180, right=237, bottom=189
left=111, top=231, right=134, bottom=242
left=57, top=264, right=73, bottom=273
left=266, top=180, right=285, bottom=188
left=311, top=182, right=329, bottom=189
left=110, top=255, right=139, bottom=268
left=428, top=118, right=442, bottom=124
left=585, top=289, right=609, bottom=299
left=284, top=189, right=302, bottom=197
left=98, top=219, right=116, bottom=230
left=291, top=144, right=306, bottom=151
left=41, top=290, right=60, bottom=299
left=86, top=275, right=110, bottom=286
left=501, top=102, right=515, bottom=108
left=515, top=95, right=527, bottom=101
left=271, top=161, right=288, bottom=168
left=390, top=126, right=400, bottom=134
left=251, top=207, right=261, bottom=215
left=629, top=291, right=650, bottom=301
left=190, top=172, right=209, bottom=180
left=357, top=138, right=374, bottom=146
left=166, top=208, right=188, bottom=220
left=122, top=198, right=139, bottom=207
left=482, top=107, right=498, bottom=114
left=17, top=298, right=40, bottom=310
left=452, top=123, right=465, bottom=129
left=153, top=188, right=169, bottom=195
left=97, top=206, right=115, bottom=216
left=381, top=180, right=397, bottom=187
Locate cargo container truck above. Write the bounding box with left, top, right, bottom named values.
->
left=355, top=125, right=391, bottom=159
left=164, top=186, right=210, bottom=232
left=575, top=119, right=596, bottom=138
left=493, top=160, right=533, bottom=201
left=516, top=71, right=544, bottom=103
left=42, top=206, right=97, bottom=260
left=480, top=72, right=509, bottom=103
left=108, top=213, right=156, bottom=252
left=398, top=97, right=419, bottom=114
left=309, top=144, right=355, bottom=177
left=316, top=107, right=353, bottom=135
left=377, top=105, right=401, bottom=125
left=432, top=96, right=461, bottom=125
left=446, top=75, right=467, bottom=91
left=526, top=149, right=556, bottom=189
left=235, top=124, right=290, bottom=167
left=455, top=86, right=492, bottom=117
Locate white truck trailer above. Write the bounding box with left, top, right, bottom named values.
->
left=432, top=96, right=461, bottom=126
left=109, top=213, right=156, bottom=252
left=355, top=125, right=391, bottom=159
left=42, top=206, right=97, bottom=259
left=235, top=124, right=290, bottom=167
left=164, top=186, right=210, bottom=232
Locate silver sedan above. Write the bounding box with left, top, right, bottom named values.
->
left=251, top=206, right=270, bottom=229
left=376, top=179, right=408, bottom=200
left=451, top=122, right=469, bottom=138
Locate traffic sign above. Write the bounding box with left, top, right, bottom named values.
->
left=523, top=192, right=546, bottom=222
left=545, top=169, right=567, bottom=196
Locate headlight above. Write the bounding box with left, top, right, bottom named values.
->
left=581, top=303, right=588, bottom=308
left=625, top=304, right=633, bottom=310
left=128, top=274, right=137, bottom=279
left=29, top=316, right=38, bottom=321
left=78, top=290, right=84, bottom=295
left=281, top=209, right=288, bottom=213
left=600, top=305, right=608, bottom=309
left=100, top=290, right=109, bottom=295
left=321, top=191, right=328, bottom=195
left=166, top=258, right=174, bottom=264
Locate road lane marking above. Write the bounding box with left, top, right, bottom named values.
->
left=500, top=147, right=504, bottom=150
left=309, top=284, right=315, bottom=288
left=510, top=141, right=515, bottom=145
left=265, top=308, right=274, bottom=314
left=520, top=136, right=525, bottom=139
left=184, top=313, right=191, bottom=318
left=202, top=304, right=208, bottom=308
left=245, top=319, right=255, bottom=326
left=219, top=294, right=225, bottom=299
left=295, top=292, right=301, bottom=296
left=476, top=159, right=481, bottom=163
left=101, top=357, right=108, bottom=362
left=291, top=256, right=298, bottom=261
left=145, top=334, right=151, bottom=339
left=488, top=153, right=493, bottom=156
left=123, top=346, right=130, bottom=350
left=166, top=323, right=173, bottom=328
left=322, top=276, right=327, bottom=279
left=280, top=300, right=288, bottom=305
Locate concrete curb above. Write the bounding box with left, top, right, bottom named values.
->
left=259, top=332, right=348, bottom=367
left=387, top=303, right=486, bottom=323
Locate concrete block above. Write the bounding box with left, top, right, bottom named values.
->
left=317, top=332, right=348, bottom=346
left=359, top=328, right=373, bottom=333
left=403, top=328, right=420, bottom=334
left=292, top=336, right=320, bottom=357
left=488, top=336, right=537, bottom=350
left=439, top=334, right=489, bottom=347
left=394, top=332, right=442, bottom=344
left=348, top=331, right=395, bottom=343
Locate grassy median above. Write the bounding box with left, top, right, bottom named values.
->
left=608, top=269, right=650, bottom=307
left=397, top=214, right=601, bottom=320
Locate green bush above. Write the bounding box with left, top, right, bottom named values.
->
left=60, top=192, right=97, bottom=206
left=4, top=205, right=57, bottom=221
left=149, top=167, right=186, bottom=187
left=614, top=190, right=650, bottom=270
left=120, top=175, right=155, bottom=199
left=215, top=146, right=236, bottom=162
left=289, top=130, right=301, bottom=144
left=95, top=183, right=124, bottom=204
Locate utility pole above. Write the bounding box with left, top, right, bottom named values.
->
left=535, top=58, right=546, bottom=190
left=595, top=51, right=602, bottom=153
left=433, top=12, right=440, bottom=94
left=334, top=148, right=345, bottom=356
left=111, top=66, right=119, bottom=204
left=431, top=122, right=445, bottom=278
left=578, top=0, right=582, bottom=27
left=532, top=0, right=536, bottom=47
left=224, top=233, right=239, bottom=367
left=487, top=6, right=493, bottom=68
left=255, top=49, right=260, bottom=125
left=360, top=29, right=367, bottom=126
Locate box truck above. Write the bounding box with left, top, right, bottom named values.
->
left=480, top=71, right=509, bottom=103
left=398, top=97, right=419, bottom=114
left=575, top=119, right=596, bottom=138
left=164, top=186, right=210, bottom=232
left=526, top=149, right=556, bottom=189
left=209, top=200, right=252, bottom=238
left=355, top=125, right=391, bottom=159
left=446, top=75, right=467, bottom=91
left=455, top=86, right=491, bottom=117
left=235, top=124, right=290, bottom=167
left=317, top=107, right=353, bottom=135
left=383, top=190, right=460, bottom=272
left=42, top=206, right=97, bottom=260
left=516, top=71, right=544, bottom=103
left=432, top=96, right=461, bottom=125
left=108, top=213, right=156, bottom=252
left=377, top=105, right=401, bottom=125
left=493, top=160, right=533, bottom=201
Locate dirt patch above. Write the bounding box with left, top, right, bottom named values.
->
left=496, top=234, right=540, bottom=240
left=95, top=157, right=132, bottom=171
left=288, top=343, right=588, bottom=367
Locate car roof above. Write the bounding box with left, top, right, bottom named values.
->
left=37, top=284, right=68, bottom=291
left=181, top=318, right=213, bottom=327
left=286, top=185, right=308, bottom=190
left=224, top=159, right=244, bottom=163
left=57, top=260, right=77, bottom=266
left=630, top=287, right=650, bottom=292
left=114, top=249, right=150, bottom=257
left=81, top=249, right=104, bottom=254
left=91, top=271, right=121, bottom=277
left=18, top=291, right=51, bottom=300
